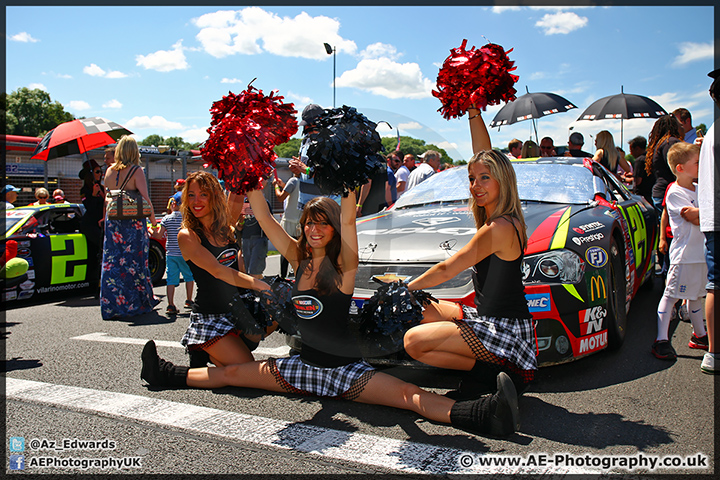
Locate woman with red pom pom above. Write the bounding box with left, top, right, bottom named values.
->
left=140, top=181, right=521, bottom=438
left=174, top=171, right=275, bottom=368
left=403, top=106, right=537, bottom=401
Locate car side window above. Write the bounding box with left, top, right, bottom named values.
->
left=49, top=210, right=81, bottom=234
left=603, top=171, right=631, bottom=202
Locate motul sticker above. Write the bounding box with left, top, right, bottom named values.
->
left=293, top=295, right=323, bottom=320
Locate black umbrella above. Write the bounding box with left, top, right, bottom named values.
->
left=489, top=88, right=577, bottom=142
left=576, top=86, right=667, bottom=145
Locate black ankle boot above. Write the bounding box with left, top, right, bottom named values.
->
left=450, top=372, right=520, bottom=437
left=141, top=340, right=189, bottom=388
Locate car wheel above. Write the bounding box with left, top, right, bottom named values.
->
left=606, top=236, right=627, bottom=350
left=148, top=239, right=166, bottom=286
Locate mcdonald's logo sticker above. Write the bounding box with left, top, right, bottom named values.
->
left=589, top=275, right=606, bottom=302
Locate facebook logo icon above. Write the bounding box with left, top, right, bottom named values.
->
left=9, top=455, right=25, bottom=470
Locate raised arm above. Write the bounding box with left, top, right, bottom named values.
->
left=245, top=188, right=299, bottom=266
left=178, top=228, right=269, bottom=292
left=339, top=190, right=359, bottom=294
left=468, top=107, right=492, bottom=154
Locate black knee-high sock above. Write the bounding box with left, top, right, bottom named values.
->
left=450, top=372, right=520, bottom=437
left=141, top=340, right=189, bottom=388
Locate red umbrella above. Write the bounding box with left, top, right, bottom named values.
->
left=31, top=117, right=133, bottom=161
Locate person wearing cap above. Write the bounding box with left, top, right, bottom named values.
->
left=152, top=191, right=195, bottom=316
left=174, top=178, right=186, bottom=192
left=290, top=104, right=340, bottom=210
left=697, top=68, right=720, bottom=375
left=3, top=185, right=21, bottom=209
left=405, top=150, right=441, bottom=191
left=31, top=187, right=51, bottom=206
left=565, top=132, right=592, bottom=158
left=79, top=159, right=107, bottom=290
left=52, top=189, right=69, bottom=204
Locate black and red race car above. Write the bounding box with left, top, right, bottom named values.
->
left=350, top=157, right=658, bottom=366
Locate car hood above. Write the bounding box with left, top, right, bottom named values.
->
left=356, top=202, right=572, bottom=263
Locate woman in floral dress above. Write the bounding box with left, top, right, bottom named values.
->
left=100, top=136, right=158, bottom=319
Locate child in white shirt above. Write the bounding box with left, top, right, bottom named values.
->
left=652, top=142, right=707, bottom=360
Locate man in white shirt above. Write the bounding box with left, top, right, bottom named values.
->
left=395, top=153, right=411, bottom=197
left=405, top=150, right=441, bottom=191
left=698, top=69, right=719, bottom=374
left=3, top=185, right=20, bottom=210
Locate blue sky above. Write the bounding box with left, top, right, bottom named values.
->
left=6, top=5, right=716, bottom=161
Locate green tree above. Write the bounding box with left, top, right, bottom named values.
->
left=3, top=87, right=75, bottom=137
left=274, top=138, right=302, bottom=158
left=140, top=134, right=165, bottom=147
left=697, top=123, right=707, bottom=136
left=380, top=135, right=455, bottom=164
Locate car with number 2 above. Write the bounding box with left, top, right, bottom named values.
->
left=3, top=203, right=166, bottom=305
left=351, top=157, right=658, bottom=367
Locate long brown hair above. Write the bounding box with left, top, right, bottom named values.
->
left=180, top=171, right=235, bottom=245
left=467, top=149, right=528, bottom=249
left=295, top=196, right=342, bottom=295
left=645, top=115, right=682, bottom=175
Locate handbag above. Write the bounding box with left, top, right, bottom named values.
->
left=106, top=165, right=153, bottom=220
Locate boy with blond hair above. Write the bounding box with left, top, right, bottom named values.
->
left=652, top=142, right=708, bottom=360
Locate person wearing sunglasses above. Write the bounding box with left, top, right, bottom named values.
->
left=539, top=137, right=556, bottom=157
left=31, top=187, right=50, bottom=205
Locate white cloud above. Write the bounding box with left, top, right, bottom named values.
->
left=398, top=121, right=422, bottom=131
left=286, top=91, right=313, bottom=106
left=136, top=40, right=189, bottom=72
left=10, top=32, right=39, bottom=43
left=125, top=115, right=184, bottom=130
left=192, top=7, right=356, bottom=60
left=536, top=12, right=588, bottom=35
left=335, top=58, right=434, bottom=99
left=360, top=43, right=400, bottom=61
left=66, top=100, right=91, bottom=111
left=179, top=127, right=209, bottom=143
left=491, top=7, right=522, bottom=14
left=103, top=99, right=123, bottom=109
left=83, top=63, right=128, bottom=79
left=221, top=77, right=244, bottom=84
left=83, top=63, right=106, bottom=77
left=672, top=42, right=714, bottom=67
left=28, top=83, right=47, bottom=91
left=56, top=73, right=72, bottom=79
left=436, top=140, right=458, bottom=151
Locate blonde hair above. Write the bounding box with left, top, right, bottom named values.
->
left=467, top=150, right=527, bottom=248
left=520, top=140, right=539, bottom=158
left=113, top=135, right=141, bottom=171
left=595, top=131, right=619, bottom=171
left=35, top=187, right=49, bottom=199
left=667, top=142, right=700, bottom=176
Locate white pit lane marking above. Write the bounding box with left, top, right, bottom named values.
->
left=72, top=332, right=290, bottom=357
left=7, top=378, right=597, bottom=475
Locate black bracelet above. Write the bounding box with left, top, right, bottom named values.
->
left=468, top=112, right=481, bottom=120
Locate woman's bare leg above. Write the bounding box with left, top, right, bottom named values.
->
left=403, top=322, right=478, bottom=371
left=186, top=360, right=286, bottom=393
left=203, top=334, right=254, bottom=367
left=419, top=300, right=463, bottom=323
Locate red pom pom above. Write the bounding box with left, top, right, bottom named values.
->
left=202, top=81, right=298, bottom=195
left=432, top=39, right=519, bottom=120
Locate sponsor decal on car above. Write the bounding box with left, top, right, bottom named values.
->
left=50, top=235, right=88, bottom=285
left=17, top=248, right=32, bottom=258
left=19, top=280, right=35, bottom=290
left=372, top=273, right=412, bottom=283
left=293, top=295, right=323, bottom=320
left=358, top=227, right=476, bottom=236
left=578, top=331, right=608, bottom=355
left=572, top=221, right=604, bottom=234
left=4, top=290, right=18, bottom=301
left=526, top=293, right=552, bottom=312
left=17, top=290, right=35, bottom=300
left=571, top=232, right=604, bottom=245
left=586, top=273, right=607, bottom=306
left=585, top=246, right=608, bottom=268
left=580, top=305, right=606, bottom=335
left=411, top=217, right=461, bottom=227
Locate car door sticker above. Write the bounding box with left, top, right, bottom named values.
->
left=50, top=234, right=88, bottom=284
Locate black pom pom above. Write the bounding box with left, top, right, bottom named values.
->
left=227, top=289, right=273, bottom=337
left=352, top=281, right=437, bottom=357
left=304, top=105, right=386, bottom=197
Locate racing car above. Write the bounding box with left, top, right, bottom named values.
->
left=350, top=157, right=658, bottom=367
left=3, top=203, right=166, bottom=305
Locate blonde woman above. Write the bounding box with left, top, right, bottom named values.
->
left=593, top=130, right=631, bottom=177
left=520, top=140, right=539, bottom=158
left=31, top=187, right=50, bottom=205
left=100, top=136, right=158, bottom=319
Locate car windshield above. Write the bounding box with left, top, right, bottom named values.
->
left=394, top=162, right=594, bottom=209
left=3, top=210, right=31, bottom=236
left=514, top=163, right=594, bottom=204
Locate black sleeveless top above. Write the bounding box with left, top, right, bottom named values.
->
left=187, top=231, right=242, bottom=314
left=292, top=262, right=360, bottom=367
left=472, top=217, right=532, bottom=320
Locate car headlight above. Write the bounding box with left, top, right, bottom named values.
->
left=522, top=249, right=585, bottom=285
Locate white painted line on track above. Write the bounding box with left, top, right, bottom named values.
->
left=7, top=378, right=598, bottom=475
left=71, top=332, right=290, bottom=357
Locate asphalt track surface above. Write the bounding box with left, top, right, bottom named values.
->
left=3, top=255, right=716, bottom=477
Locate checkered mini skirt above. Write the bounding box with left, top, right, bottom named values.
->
left=458, top=305, right=538, bottom=382
left=268, top=356, right=376, bottom=400
left=181, top=312, right=239, bottom=351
